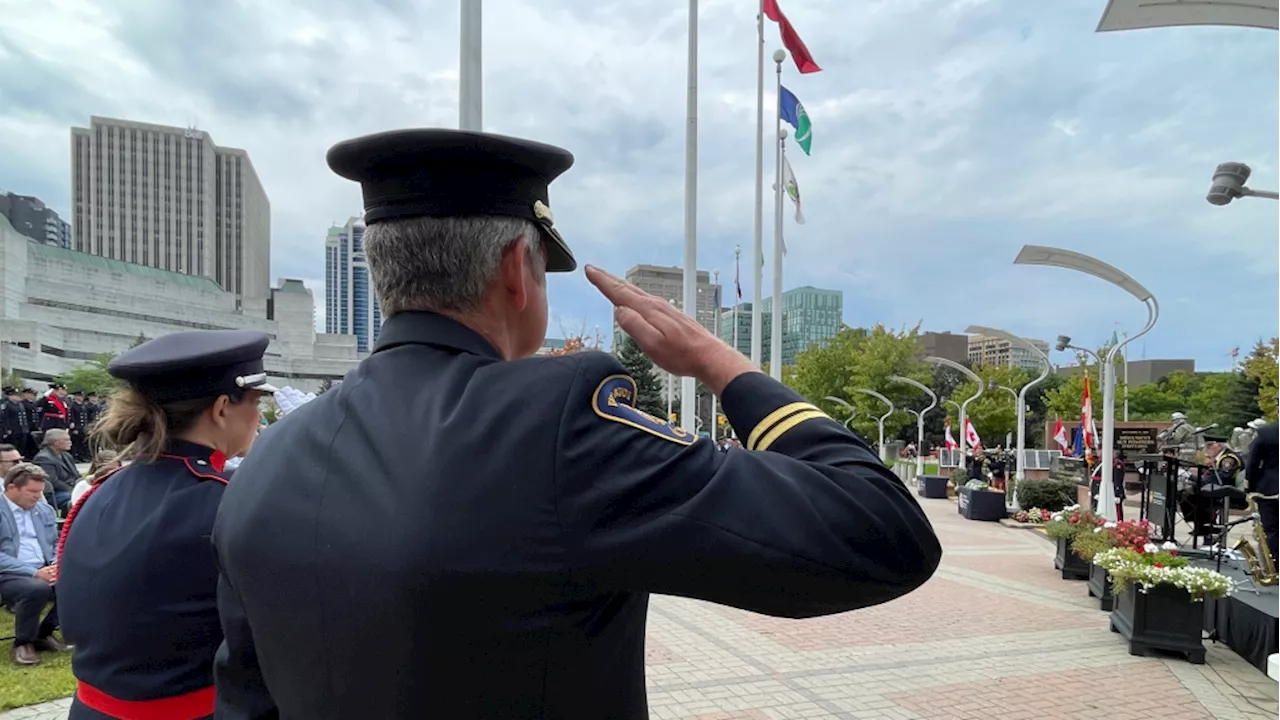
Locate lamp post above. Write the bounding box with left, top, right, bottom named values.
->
left=966, top=325, right=1051, bottom=506
left=988, top=382, right=1018, bottom=405
left=1014, top=245, right=1159, bottom=521
left=854, top=389, right=894, bottom=462
left=926, top=356, right=983, bottom=456
left=825, top=396, right=859, bottom=430
left=890, top=375, right=937, bottom=478
left=1206, top=162, right=1279, bottom=205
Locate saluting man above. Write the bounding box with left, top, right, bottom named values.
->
left=212, top=129, right=943, bottom=720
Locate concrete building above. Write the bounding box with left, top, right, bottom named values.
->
left=761, top=286, right=843, bottom=367
left=1055, top=358, right=1195, bottom=386
left=969, top=333, right=1052, bottom=371
left=0, top=215, right=357, bottom=393
left=0, top=192, right=70, bottom=248
left=718, top=303, right=774, bottom=366
left=614, top=265, right=721, bottom=346
left=70, top=116, right=271, bottom=314
left=918, top=331, right=969, bottom=365
left=324, top=217, right=383, bottom=355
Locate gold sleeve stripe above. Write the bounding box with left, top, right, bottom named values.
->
left=756, top=410, right=829, bottom=452
left=747, top=401, right=822, bottom=450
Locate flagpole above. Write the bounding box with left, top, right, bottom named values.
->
left=711, top=270, right=719, bottom=442
left=769, top=49, right=786, bottom=381
left=750, top=0, right=765, bottom=369
left=733, top=245, right=741, bottom=440
left=680, top=0, right=699, bottom=431
left=459, top=0, right=482, bottom=130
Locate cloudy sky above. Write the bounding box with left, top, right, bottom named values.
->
left=1, top=0, right=1276, bottom=370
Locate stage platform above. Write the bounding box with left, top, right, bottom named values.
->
left=1194, top=558, right=1279, bottom=675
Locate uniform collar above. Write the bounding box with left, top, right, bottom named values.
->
left=373, top=312, right=501, bottom=360
left=165, top=440, right=227, bottom=473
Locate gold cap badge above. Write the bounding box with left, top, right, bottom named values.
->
left=533, top=200, right=554, bottom=225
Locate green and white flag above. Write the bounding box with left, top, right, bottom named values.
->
left=782, top=155, right=805, bottom=226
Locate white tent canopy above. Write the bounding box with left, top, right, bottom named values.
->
left=1097, top=0, right=1278, bottom=32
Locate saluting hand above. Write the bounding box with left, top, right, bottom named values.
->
left=585, top=265, right=756, bottom=396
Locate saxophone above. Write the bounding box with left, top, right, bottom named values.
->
left=1231, top=492, right=1278, bottom=587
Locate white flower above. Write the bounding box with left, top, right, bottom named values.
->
left=1051, top=513, right=1064, bottom=522
left=1104, top=521, right=1117, bottom=529
left=1093, top=527, right=1103, bottom=533
left=1161, top=541, right=1178, bottom=551
left=1143, top=543, right=1161, bottom=554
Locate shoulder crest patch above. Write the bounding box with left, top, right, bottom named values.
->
left=591, top=374, right=697, bottom=446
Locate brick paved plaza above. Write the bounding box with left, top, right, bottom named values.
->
left=4, top=494, right=1276, bottom=720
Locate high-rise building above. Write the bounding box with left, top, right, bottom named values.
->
left=0, top=192, right=70, bottom=248
left=918, top=331, right=969, bottom=365
left=968, top=333, right=1052, bottom=371
left=613, top=265, right=721, bottom=347
left=718, top=303, right=774, bottom=366
left=324, top=217, right=383, bottom=355
left=70, top=116, right=271, bottom=313
left=761, top=285, right=844, bottom=367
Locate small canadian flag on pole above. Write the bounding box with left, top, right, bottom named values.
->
left=1053, top=416, right=1070, bottom=453
left=964, top=418, right=982, bottom=449
left=944, top=418, right=959, bottom=451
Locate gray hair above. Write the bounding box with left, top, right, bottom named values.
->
left=43, top=428, right=70, bottom=446
left=364, top=215, right=546, bottom=316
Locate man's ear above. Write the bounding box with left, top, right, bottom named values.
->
left=499, top=237, right=532, bottom=312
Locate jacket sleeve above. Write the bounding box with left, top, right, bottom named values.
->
left=214, top=558, right=280, bottom=720
left=0, top=522, right=37, bottom=576
left=554, top=353, right=941, bottom=619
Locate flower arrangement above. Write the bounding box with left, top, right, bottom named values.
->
left=1093, top=543, right=1233, bottom=601
left=1044, top=504, right=1104, bottom=541
left=1011, top=507, right=1052, bottom=524
left=1070, top=518, right=1152, bottom=562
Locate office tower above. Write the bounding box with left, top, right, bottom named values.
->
left=613, top=264, right=721, bottom=346
left=761, top=285, right=844, bottom=367
left=325, top=217, right=382, bottom=355
left=0, top=192, right=70, bottom=248
left=968, top=333, right=1051, bottom=370
left=70, top=116, right=270, bottom=310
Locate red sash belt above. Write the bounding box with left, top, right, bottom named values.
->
left=77, top=682, right=215, bottom=720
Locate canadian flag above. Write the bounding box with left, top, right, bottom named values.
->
left=944, top=418, right=959, bottom=450
left=1081, top=375, right=1097, bottom=461
left=964, top=418, right=982, bottom=449
left=1053, top=417, right=1070, bottom=453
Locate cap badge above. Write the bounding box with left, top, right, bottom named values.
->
left=533, top=200, right=554, bottom=226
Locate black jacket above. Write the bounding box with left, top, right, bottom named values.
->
left=212, top=312, right=942, bottom=720
left=1246, top=423, right=1278, bottom=496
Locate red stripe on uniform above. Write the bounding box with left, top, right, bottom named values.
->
left=77, top=682, right=215, bottom=720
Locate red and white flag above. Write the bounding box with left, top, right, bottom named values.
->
left=964, top=418, right=982, bottom=449
left=763, top=0, right=822, bottom=74
left=1081, top=375, right=1095, bottom=457
left=1053, top=416, right=1070, bottom=453
left=944, top=418, right=958, bottom=451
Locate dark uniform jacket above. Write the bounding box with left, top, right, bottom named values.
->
left=1, top=398, right=31, bottom=445
left=58, top=441, right=230, bottom=720
left=36, top=394, right=69, bottom=431
left=213, top=312, right=943, bottom=720
left=1246, top=423, right=1279, bottom=496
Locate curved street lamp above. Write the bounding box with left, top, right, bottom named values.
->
left=890, top=375, right=937, bottom=478
left=854, top=389, right=894, bottom=461
left=825, top=396, right=858, bottom=430
left=967, top=325, right=1052, bottom=505
left=1206, top=162, right=1279, bottom=206
left=926, top=356, right=983, bottom=456
left=988, top=382, right=1018, bottom=405
left=1014, top=245, right=1160, bottom=521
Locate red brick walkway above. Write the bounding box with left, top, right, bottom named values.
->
left=643, top=495, right=1279, bottom=720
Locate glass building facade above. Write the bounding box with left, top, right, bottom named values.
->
left=759, top=286, right=844, bottom=367
left=325, top=217, right=382, bottom=355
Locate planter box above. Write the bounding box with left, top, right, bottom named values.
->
left=959, top=487, right=1007, bottom=522
left=1087, top=562, right=1114, bottom=611
left=916, top=474, right=950, bottom=499
left=1109, top=581, right=1206, bottom=664
left=1054, top=536, right=1090, bottom=580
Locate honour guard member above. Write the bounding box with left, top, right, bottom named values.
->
left=36, top=383, right=69, bottom=432
left=212, top=129, right=943, bottom=720
left=69, top=390, right=93, bottom=462
left=2, top=386, right=32, bottom=449
left=55, top=330, right=274, bottom=720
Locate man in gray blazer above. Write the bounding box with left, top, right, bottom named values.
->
left=0, top=462, right=64, bottom=666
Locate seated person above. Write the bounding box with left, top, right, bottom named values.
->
left=0, top=462, right=65, bottom=666
left=71, top=449, right=122, bottom=508
left=32, top=429, right=79, bottom=513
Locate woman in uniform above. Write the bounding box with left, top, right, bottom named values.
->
left=55, top=330, right=275, bottom=720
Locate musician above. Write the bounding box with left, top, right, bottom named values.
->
left=1111, top=449, right=1128, bottom=520
left=1245, top=422, right=1278, bottom=557
left=988, top=447, right=1007, bottom=492
left=966, top=448, right=985, bottom=481
left=1179, top=434, right=1243, bottom=536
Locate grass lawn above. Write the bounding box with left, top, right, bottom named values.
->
left=0, top=607, right=75, bottom=711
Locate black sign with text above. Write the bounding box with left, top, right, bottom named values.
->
left=1115, top=427, right=1158, bottom=455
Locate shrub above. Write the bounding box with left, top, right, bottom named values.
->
left=948, top=466, right=968, bottom=486
left=1015, top=477, right=1077, bottom=511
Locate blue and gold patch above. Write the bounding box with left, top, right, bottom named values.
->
left=591, top=374, right=697, bottom=446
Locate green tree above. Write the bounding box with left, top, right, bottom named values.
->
left=56, top=354, right=121, bottom=396
left=789, top=324, right=933, bottom=442
left=130, top=333, right=150, bottom=349
left=1041, top=352, right=1126, bottom=424
left=1242, top=338, right=1279, bottom=422
left=1, top=368, right=23, bottom=390
left=615, top=335, right=665, bottom=417
left=1188, top=371, right=1259, bottom=431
